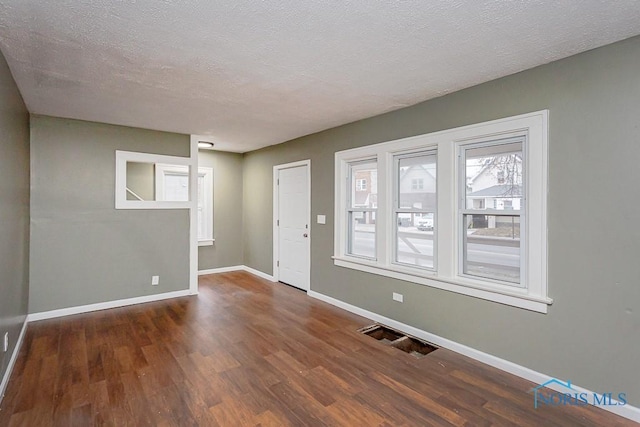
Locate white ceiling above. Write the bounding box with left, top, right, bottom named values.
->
left=1, top=1, right=640, bottom=152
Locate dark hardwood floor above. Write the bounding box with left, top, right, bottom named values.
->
left=0, top=271, right=635, bottom=426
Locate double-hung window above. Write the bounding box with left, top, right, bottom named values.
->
left=460, top=138, right=523, bottom=285
left=393, top=151, right=436, bottom=270
left=334, top=111, right=550, bottom=313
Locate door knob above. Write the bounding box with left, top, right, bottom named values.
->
left=303, top=233, right=308, bottom=238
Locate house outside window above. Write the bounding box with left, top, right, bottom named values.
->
left=347, top=161, right=377, bottom=259
left=460, top=138, right=523, bottom=285
left=395, top=153, right=436, bottom=269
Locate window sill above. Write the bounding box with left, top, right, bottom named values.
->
left=332, top=256, right=552, bottom=313
left=198, top=239, right=214, bottom=247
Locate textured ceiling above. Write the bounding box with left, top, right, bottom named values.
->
left=1, top=1, right=640, bottom=152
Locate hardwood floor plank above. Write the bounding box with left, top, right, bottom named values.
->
left=70, top=403, right=92, bottom=426
left=267, top=381, right=329, bottom=426
left=209, top=396, right=255, bottom=427
left=369, top=371, right=465, bottom=426
left=11, top=357, right=42, bottom=413
left=0, top=271, right=636, bottom=426
left=351, top=388, right=441, bottom=427
left=253, top=409, right=289, bottom=427
left=8, top=406, right=53, bottom=427
left=326, top=397, right=387, bottom=427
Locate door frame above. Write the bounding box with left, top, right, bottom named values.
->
left=273, top=159, right=311, bottom=289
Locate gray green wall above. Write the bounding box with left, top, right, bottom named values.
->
left=0, top=49, right=30, bottom=392
left=243, top=35, right=640, bottom=404
left=198, top=150, right=244, bottom=270
left=126, top=162, right=155, bottom=201
left=29, top=116, right=191, bottom=313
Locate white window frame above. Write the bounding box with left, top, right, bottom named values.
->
left=156, top=164, right=214, bottom=246
left=355, top=178, right=367, bottom=191
left=115, top=150, right=192, bottom=210
left=334, top=110, right=550, bottom=313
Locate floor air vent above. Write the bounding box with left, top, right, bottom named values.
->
left=358, top=324, right=438, bottom=358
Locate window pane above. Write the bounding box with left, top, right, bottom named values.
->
left=350, top=161, right=377, bottom=209
left=465, top=141, right=522, bottom=211
left=398, top=154, right=436, bottom=210
left=163, top=173, right=189, bottom=201
left=348, top=211, right=375, bottom=258
left=396, top=212, right=434, bottom=269
left=463, top=214, right=521, bottom=285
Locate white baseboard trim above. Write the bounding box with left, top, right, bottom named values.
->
left=198, top=265, right=276, bottom=282
left=198, top=266, right=244, bottom=276
left=0, top=317, right=28, bottom=404
left=28, top=290, right=192, bottom=322
left=29, top=267, right=275, bottom=324
left=307, top=290, right=640, bottom=423
left=242, top=266, right=276, bottom=282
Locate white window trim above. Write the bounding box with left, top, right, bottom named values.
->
left=115, top=150, right=192, bottom=210
left=155, top=164, right=214, bottom=245
left=334, top=110, right=551, bottom=313
left=197, top=167, right=214, bottom=246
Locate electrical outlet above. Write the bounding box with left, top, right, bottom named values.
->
left=3, top=332, right=8, bottom=352
left=152, top=276, right=159, bottom=286
left=392, top=292, right=404, bottom=303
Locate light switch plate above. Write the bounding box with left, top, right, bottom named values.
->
left=317, top=215, right=326, bottom=224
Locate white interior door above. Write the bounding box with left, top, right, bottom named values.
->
left=277, top=164, right=310, bottom=290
